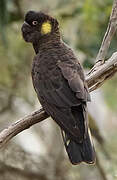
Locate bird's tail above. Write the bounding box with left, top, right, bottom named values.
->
left=61, top=128, right=95, bottom=165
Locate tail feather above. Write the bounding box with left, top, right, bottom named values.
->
left=61, top=129, right=95, bottom=165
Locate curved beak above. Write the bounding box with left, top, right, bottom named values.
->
left=23, top=21, right=31, bottom=27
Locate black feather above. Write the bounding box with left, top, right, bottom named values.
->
left=62, top=129, right=95, bottom=164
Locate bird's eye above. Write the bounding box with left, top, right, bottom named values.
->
left=32, top=21, right=38, bottom=25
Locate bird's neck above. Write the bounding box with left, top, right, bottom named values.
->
left=33, top=33, right=61, bottom=54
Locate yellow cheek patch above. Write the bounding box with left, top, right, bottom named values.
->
left=41, top=21, right=52, bottom=34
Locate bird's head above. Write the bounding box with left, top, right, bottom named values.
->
left=21, top=11, right=59, bottom=44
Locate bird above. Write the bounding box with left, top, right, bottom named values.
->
left=21, top=10, right=95, bottom=165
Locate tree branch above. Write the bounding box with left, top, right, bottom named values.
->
left=0, top=52, right=117, bottom=148
left=95, top=0, right=117, bottom=62
left=89, top=0, right=117, bottom=74
left=0, top=109, right=49, bottom=148
left=87, top=52, right=117, bottom=92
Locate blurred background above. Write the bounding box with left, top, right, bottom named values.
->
left=0, top=0, right=117, bottom=180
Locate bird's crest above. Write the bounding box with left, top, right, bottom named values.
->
left=41, top=21, right=52, bottom=34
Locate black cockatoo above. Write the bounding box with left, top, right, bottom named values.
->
left=21, top=11, right=95, bottom=165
